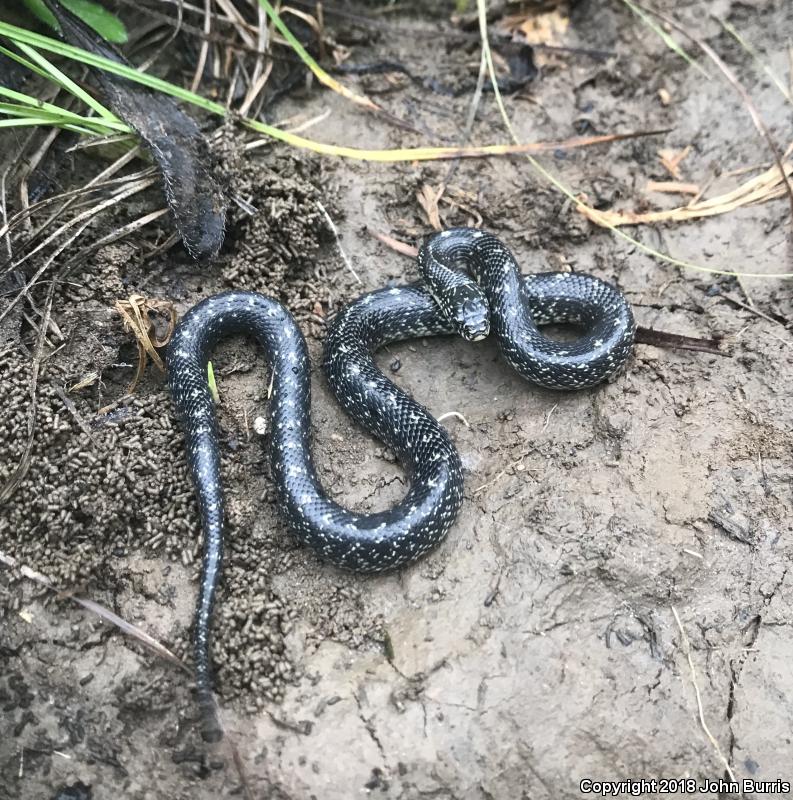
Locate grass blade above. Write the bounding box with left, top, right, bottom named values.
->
left=0, top=86, right=129, bottom=134
left=0, top=116, right=112, bottom=135
left=716, top=16, right=792, bottom=105
left=474, top=0, right=793, bottom=279
left=620, top=0, right=709, bottom=78
left=255, top=0, right=379, bottom=111
left=0, top=21, right=657, bottom=163
left=14, top=40, right=117, bottom=120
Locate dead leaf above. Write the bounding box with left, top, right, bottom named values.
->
left=502, top=6, right=570, bottom=49
left=114, top=295, right=177, bottom=394
left=68, top=371, right=100, bottom=393
left=416, top=184, right=445, bottom=231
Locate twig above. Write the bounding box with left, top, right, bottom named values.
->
left=474, top=449, right=534, bottom=495
left=444, top=47, right=488, bottom=186
left=316, top=200, right=361, bottom=284
left=719, top=292, right=788, bottom=328
left=18, top=127, right=61, bottom=234
left=0, top=164, right=153, bottom=245
left=580, top=144, right=793, bottom=228
left=64, top=207, right=170, bottom=266
left=0, top=283, right=53, bottom=504
left=0, top=165, right=12, bottom=259
left=215, top=0, right=257, bottom=48
left=635, top=327, right=724, bottom=355
left=369, top=230, right=417, bottom=258
left=646, top=180, right=700, bottom=196
left=0, top=177, right=158, bottom=325
left=437, top=411, right=470, bottom=426
left=670, top=605, right=736, bottom=781
left=541, top=403, right=558, bottom=432
left=0, top=548, right=187, bottom=671
left=190, top=0, right=212, bottom=93
left=227, top=733, right=255, bottom=800
left=137, top=0, right=184, bottom=73
left=54, top=385, right=100, bottom=449
left=29, top=145, right=145, bottom=247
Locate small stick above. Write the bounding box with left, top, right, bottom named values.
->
left=437, top=411, right=470, bottom=426
left=54, top=386, right=101, bottom=449
left=0, top=166, right=12, bottom=259
left=541, top=403, right=558, bottom=432
left=671, top=605, right=736, bottom=781
left=646, top=180, right=700, bottom=196
left=369, top=230, right=417, bottom=258
left=190, top=0, right=212, bottom=93
left=0, top=549, right=187, bottom=671
left=635, top=326, right=724, bottom=356
left=474, top=449, right=534, bottom=495
left=718, top=292, right=786, bottom=328
left=316, top=201, right=361, bottom=284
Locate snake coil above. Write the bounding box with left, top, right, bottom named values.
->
left=166, top=228, right=635, bottom=740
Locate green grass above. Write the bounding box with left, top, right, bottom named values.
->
left=6, top=2, right=777, bottom=279
left=0, top=34, right=126, bottom=136
left=23, top=0, right=128, bottom=44
left=0, top=18, right=585, bottom=162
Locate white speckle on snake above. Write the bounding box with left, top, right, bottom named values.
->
left=166, top=227, right=636, bottom=741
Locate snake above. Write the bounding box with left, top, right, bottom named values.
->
left=166, top=227, right=636, bottom=740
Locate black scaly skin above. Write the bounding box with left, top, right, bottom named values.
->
left=166, top=228, right=635, bottom=741
left=167, top=290, right=463, bottom=740
left=419, top=228, right=636, bottom=387
left=419, top=249, right=491, bottom=340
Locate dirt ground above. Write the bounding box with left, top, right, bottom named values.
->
left=1, top=0, right=793, bottom=798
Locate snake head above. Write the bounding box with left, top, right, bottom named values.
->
left=455, top=296, right=490, bottom=342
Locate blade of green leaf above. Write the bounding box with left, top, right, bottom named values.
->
left=0, top=102, right=128, bottom=135
left=0, top=22, right=667, bottom=164
left=23, top=0, right=128, bottom=44
left=256, top=0, right=379, bottom=111
left=0, top=83, right=119, bottom=124
left=14, top=39, right=117, bottom=120
left=0, top=40, right=67, bottom=85
left=0, top=117, right=110, bottom=135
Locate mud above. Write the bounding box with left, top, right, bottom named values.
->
left=1, top=1, right=792, bottom=798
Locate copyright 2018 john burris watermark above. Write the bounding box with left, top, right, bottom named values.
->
left=579, top=778, right=791, bottom=796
